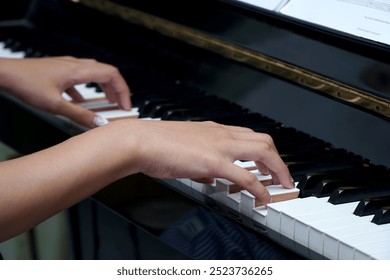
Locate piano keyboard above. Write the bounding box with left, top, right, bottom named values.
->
left=1, top=34, right=390, bottom=260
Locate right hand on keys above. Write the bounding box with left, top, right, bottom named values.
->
left=90, top=119, right=295, bottom=205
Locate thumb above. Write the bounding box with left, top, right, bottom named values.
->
left=55, top=100, right=106, bottom=128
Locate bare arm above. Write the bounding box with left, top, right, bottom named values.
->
left=0, top=119, right=293, bottom=241
left=0, top=56, right=293, bottom=242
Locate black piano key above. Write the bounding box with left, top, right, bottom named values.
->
left=85, top=82, right=103, bottom=93
left=138, top=97, right=178, bottom=117
left=2, top=32, right=43, bottom=57
left=142, top=95, right=215, bottom=118
left=4, top=39, right=24, bottom=53
left=198, top=113, right=279, bottom=130
left=315, top=179, right=360, bottom=198
left=149, top=101, right=202, bottom=118
left=162, top=102, right=246, bottom=121
left=297, top=165, right=372, bottom=192
left=162, top=108, right=243, bottom=121
left=328, top=184, right=390, bottom=205
left=371, top=207, right=390, bottom=225
left=353, top=196, right=390, bottom=217
left=275, top=138, right=329, bottom=156
left=163, top=109, right=271, bottom=128
left=315, top=168, right=390, bottom=197
left=288, top=156, right=364, bottom=183
left=23, top=47, right=44, bottom=57
left=132, top=82, right=205, bottom=108
left=316, top=178, right=386, bottom=198
left=283, top=148, right=348, bottom=164
left=126, top=74, right=178, bottom=94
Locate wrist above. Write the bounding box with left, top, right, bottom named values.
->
left=89, top=120, right=144, bottom=179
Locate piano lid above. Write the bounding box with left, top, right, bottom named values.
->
left=64, top=0, right=390, bottom=120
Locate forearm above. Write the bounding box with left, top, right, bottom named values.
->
left=0, top=122, right=138, bottom=241
left=0, top=58, right=18, bottom=93
left=0, top=119, right=293, bottom=241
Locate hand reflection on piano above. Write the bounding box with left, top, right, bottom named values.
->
left=159, top=206, right=302, bottom=259
left=0, top=56, right=295, bottom=242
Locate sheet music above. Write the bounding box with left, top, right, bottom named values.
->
left=279, top=0, right=390, bottom=46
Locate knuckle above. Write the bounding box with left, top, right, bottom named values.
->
left=262, top=133, right=274, bottom=145
left=242, top=171, right=258, bottom=187
left=260, top=141, right=273, bottom=154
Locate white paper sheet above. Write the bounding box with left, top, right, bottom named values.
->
left=280, top=0, right=390, bottom=46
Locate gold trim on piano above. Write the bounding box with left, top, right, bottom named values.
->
left=76, top=0, right=390, bottom=119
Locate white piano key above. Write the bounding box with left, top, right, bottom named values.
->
left=275, top=197, right=320, bottom=252
left=190, top=180, right=214, bottom=197
left=215, top=178, right=243, bottom=206
left=177, top=178, right=192, bottom=187
left=369, top=249, right=390, bottom=260
left=353, top=233, right=390, bottom=259
left=62, top=92, right=72, bottom=101
left=216, top=170, right=272, bottom=209
left=240, top=190, right=256, bottom=219
left=62, top=84, right=103, bottom=102
left=235, top=164, right=272, bottom=218
left=295, top=204, right=360, bottom=256
left=96, top=108, right=139, bottom=120
left=74, top=84, right=105, bottom=99
left=266, top=197, right=313, bottom=244
left=240, top=182, right=299, bottom=220
left=338, top=223, right=390, bottom=259
left=176, top=178, right=193, bottom=196
left=321, top=212, right=390, bottom=260
left=0, top=51, right=25, bottom=58
left=279, top=197, right=327, bottom=243
left=269, top=197, right=358, bottom=258
left=234, top=160, right=257, bottom=170
left=322, top=215, right=375, bottom=259
left=308, top=210, right=386, bottom=260
left=252, top=205, right=268, bottom=226
left=139, top=117, right=161, bottom=121
left=0, top=48, right=15, bottom=57
left=353, top=251, right=374, bottom=260
left=226, top=192, right=241, bottom=213
left=189, top=180, right=210, bottom=202
left=267, top=184, right=300, bottom=202
left=8, top=51, right=25, bottom=58
left=0, top=43, right=25, bottom=58
left=322, top=209, right=390, bottom=259
left=307, top=207, right=365, bottom=259
left=80, top=99, right=119, bottom=110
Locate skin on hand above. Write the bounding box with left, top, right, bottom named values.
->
left=0, top=56, right=131, bottom=128
left=111, top=120, right=294, bottom=205
left=0, top=57, right=293, bottom=242
left=0, top=119, right=292, bottom=241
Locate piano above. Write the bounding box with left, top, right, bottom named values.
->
left=0, top=0, right=389, bottom=260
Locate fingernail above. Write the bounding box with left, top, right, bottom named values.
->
left=93, top=115, right=109, bottom=127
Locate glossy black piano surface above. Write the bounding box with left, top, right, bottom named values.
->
left=0, top=0, right=389, bottom=259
